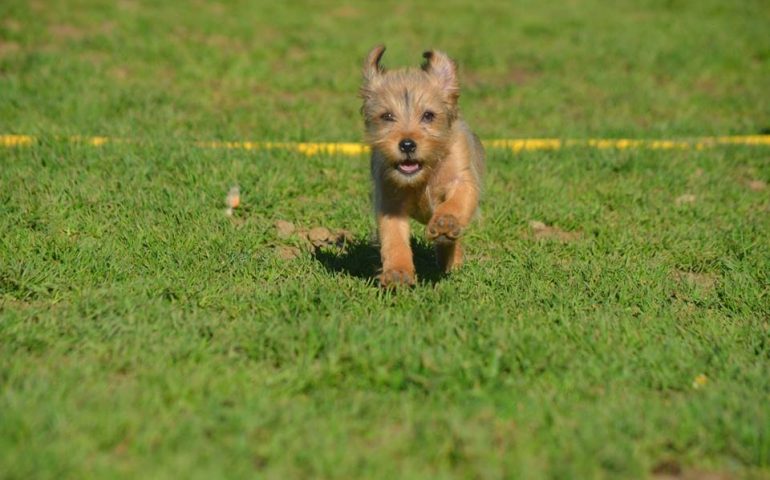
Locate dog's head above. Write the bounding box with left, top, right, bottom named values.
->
left=360, top=45, right=460, bottom=186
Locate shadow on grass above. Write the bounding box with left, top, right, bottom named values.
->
left=313, top=238, right=446, bottom=286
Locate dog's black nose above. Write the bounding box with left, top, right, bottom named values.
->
left=398, top=138, right=417, bottom=153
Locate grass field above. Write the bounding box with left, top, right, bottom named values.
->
left=1, top=1, right=770, bottom=479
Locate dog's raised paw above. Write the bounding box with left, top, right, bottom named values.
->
left=379, top=269, right=416, bottom=288
left=427, top=214, right=462, bottom=243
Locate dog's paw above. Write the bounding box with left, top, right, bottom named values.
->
left=427, top=214, right=462, bottom=243
left=379, top=269, right=416, bottom=288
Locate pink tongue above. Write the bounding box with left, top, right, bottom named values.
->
left=398, top=161, right=420, bottom=174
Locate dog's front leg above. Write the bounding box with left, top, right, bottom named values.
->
left=427, top=178, right=479, bottom=272
left=378, top=212, right=415, bottom=287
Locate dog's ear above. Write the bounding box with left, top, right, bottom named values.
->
left=362, top=44, right=386, bottom=83
left=422, top=50, right=459, bottom=103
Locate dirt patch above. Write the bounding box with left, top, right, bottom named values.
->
left=1, top=297, right=50, bottom=311
left=690, top=168, right=705, bottom=180
left=117, top=0, right=139, bottom=12
left=506, top=67, right=539, bottom=86
left=745, top=179, right=766, bottom=191
left=49, top=24, right=86, bottom=41
left=307, top=227, right=334, bottom=246
left=206, top=34, right=247, bottom=54
left=276, top=246, right=301, bottom=260
left=112, top=435, right=132, bottom=457
left=329, top=5, right=362, bottom=18
left=652, top=460, right=732, bottom=480
left=98, top=21, right=116, bottom=35
left=733, top=166, right=767, bottom=192
left=673, top=270, right=718, bottom=292
left=3, top=19, right=22, bottom=33
left=273, top=221, right=353, bottom=260
left=285, top=46, right=308, bottom=63
left=0, top=41, right=20, bottom=58
left=675, top=194, right=697, bottom=205
left=274, top=220, right=295, bottom=238
left=302, top=226, right=353, bottom=248
left=693, top=77, right=719, bottom=96
left=109, top=66, right=131, bottom=80
left=652, top=459, right=682, bottom=478
left=529, top=220, right=581, bottom=242
left=28, top=0, right=45, bottom=12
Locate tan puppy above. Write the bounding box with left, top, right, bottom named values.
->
left=360, top=45, right=485, bottom=287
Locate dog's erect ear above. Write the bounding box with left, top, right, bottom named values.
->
left=422, top=50, right=459, bottom=102
left=363, top=44, right=386, bottom=83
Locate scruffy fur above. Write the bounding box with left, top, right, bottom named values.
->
left=360, top=45, right=485, bottom=287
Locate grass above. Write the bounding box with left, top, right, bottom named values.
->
left=1, top=0, right=769, bottom=479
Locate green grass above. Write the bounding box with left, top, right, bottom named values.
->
left=1, top=1, right=769, bottom=479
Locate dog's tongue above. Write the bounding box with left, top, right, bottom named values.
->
left=398, top=160, right=420, bottom=174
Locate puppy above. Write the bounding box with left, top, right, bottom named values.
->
left=360, top=45, right=485, bottom=287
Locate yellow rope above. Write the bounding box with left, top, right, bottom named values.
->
left=2, top=134, right=769, bottom=154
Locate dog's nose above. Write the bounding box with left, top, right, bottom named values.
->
left=398, top=138, right=417, bottom=153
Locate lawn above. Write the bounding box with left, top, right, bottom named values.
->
left=1, top=1, right=769, bottom=479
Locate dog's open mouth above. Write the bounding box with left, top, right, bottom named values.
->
left=396, top=159, right=422, bottom=175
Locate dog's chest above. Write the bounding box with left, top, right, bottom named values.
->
left=408, top=191, right=433, bottom=224
left=408, top=181, right=449, bottom=224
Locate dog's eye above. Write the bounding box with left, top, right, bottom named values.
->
left=421, top=111, right=436, bottom=123
left=380, top=112, right=395, bottom=122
